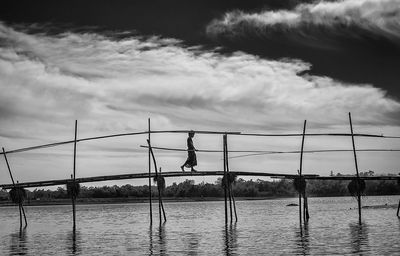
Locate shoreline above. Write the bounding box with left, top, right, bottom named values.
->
left=1, top=195, right=399, bottom=207
left=0, top=196, right=288, bottom=207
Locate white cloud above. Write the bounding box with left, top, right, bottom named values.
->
left=206, top=0, right=400, bottom=42
left=0, top=22, right=399, bottom=182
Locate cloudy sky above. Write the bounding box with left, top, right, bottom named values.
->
left=0, top=0, right=399, bottom=187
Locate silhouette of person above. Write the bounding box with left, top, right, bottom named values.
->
left=181, top=131, right=197, bottom=172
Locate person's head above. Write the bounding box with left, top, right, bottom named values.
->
left=188, top=131, right=195, bottom=138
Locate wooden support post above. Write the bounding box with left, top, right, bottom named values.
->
left=231, top=187, right=238, bottom=222
left=159, top=168, right=167, bottom=222
left=2, top=147, right=16, bottom=185
left=73, top=120, right=77, bottom=180
left=223, top=135, right=228, bottom=224
left=148, top=118, right=153, bottom=226
left=349, top=113, right=362, bottom=224
left=19, top=204, right=22, bottom=228
left=72, top=120, right=77, bottom=231
left=21, top=200, right=27, bottom=226
left=299, top=120, right=307, bottom=226
left=298, top=183, right=302, bottom=226
left=397, top=199, right=400, bottom=217
left=225, top=135, right=237, bottom=222
left=18, top=181, right=27, bottom=227
left=303, top=195, right=306, bottom=223
left=147, top=139, right=166, bottom=224
left=2, top=148, right=27, bottom=227
left=225, top=134, right=233, bottom=223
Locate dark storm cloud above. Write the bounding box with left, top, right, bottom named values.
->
left=206, top=0, right=400, bottom=99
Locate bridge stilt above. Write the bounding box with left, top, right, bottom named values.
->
left=225, top=135, right=233, bottom=223
left=298, top=120, right=307, bottom=228
left=2, top=148, right=28, bottom=228
left=349, top=113, right=362, bottom=225
left=72, top=120, right=78, bottom=230
left=223, top=135, right=228, bottom=224
left=147, top=139, right=166, bottom=224
left=148, top=118, right=153, bottom=226
left=231, top=186, right=238, bottom=222
left=397, top=199, right=400, bottom=217
left=303, top=194, right=309, bottom=222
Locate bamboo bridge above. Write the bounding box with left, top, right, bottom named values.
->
left=1, top=113, right=400, bottom=230
left=0, top=171, right=398, bottom=190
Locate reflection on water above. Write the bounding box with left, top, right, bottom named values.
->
left=349, top=222, right=369, bottom=254
left=67, top=229, right=81, bottom=255
left=294, top=223, right=310, bottom=255
left=184, top=232, right=200, bottom=255
left=149, top=224, right=167, bottom=256
left=148, top=226, right=153, bottom=255
left=158, top=224, right=167, bottom=255
left=223, top=223, right=238, bottom=256
left=9, top=228, right=27, bottom=256
left=1, top=196, right=400, bottom=255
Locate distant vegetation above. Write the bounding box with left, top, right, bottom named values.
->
left=1, top=175, right=399, bottom=202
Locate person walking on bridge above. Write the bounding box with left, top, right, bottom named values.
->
left=181, top=131, right=197, bottom=172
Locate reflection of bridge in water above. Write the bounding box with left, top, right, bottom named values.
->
left=1, top=115, right=400, bottom=229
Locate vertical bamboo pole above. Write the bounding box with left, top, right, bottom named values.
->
left=225, top=134, right=233, bottom=223
left=397, top=199, right=400, bottom=217
left=225, top=134, right=237, bottom=222
left=223, top=135, right=228, bottom=224
left=349, top=113, right=362, bottom=224
left=159, top=167, right=167, bottom=222
left=231, top=187, right=238, bottom=222
left=19, top=181, right=27, bottom=227
left=21, top=200, right=27, bottom=226
left=148, top=118, right=153, bottom=225
left=299, top=120, right=307, bottom=226
left=19, top=204, right=22, bottom=228
left=73, top=120, right=77, bottom=180
left=72, top=120, right=77, bottom=231
left=304, top=196, right=309, bottom=222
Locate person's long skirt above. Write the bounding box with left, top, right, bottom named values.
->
left=184, top=151, right=197, bottom=167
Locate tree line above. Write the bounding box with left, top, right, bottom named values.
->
left=1, top=178, right=399, bottom=201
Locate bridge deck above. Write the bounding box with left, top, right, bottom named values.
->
left=0, top=171, right=398, bottom=190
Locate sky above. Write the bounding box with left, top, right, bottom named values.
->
left=0, top=0, right=400, bottom=188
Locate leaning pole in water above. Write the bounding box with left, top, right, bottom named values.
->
left=349, top=113, right=362, bottom=224
left=147, top=139, right=166, bottom=224
left=2, top=147, right=28, bottom=228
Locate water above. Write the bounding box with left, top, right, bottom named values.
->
left=1, top=196, right=399, bottom=255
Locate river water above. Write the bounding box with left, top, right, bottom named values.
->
left=0, top=196, right=399, bottom=255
